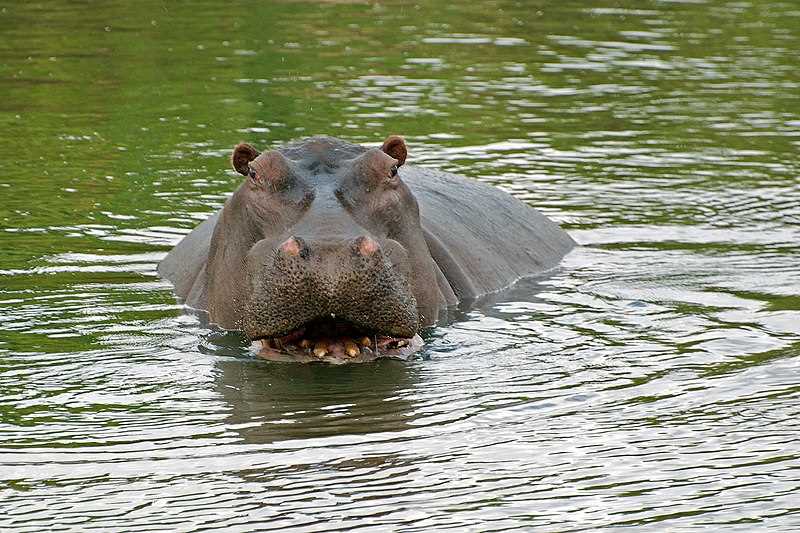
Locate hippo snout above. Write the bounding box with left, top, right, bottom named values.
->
left=242, top=234, right=419, bottom=343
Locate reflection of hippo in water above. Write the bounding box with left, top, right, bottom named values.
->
left=214, top=356, right=420, bottom=444
left=159, top=135, right=575, bottom=362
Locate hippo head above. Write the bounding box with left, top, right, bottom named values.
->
left=205, top=136, right=444, bottom=360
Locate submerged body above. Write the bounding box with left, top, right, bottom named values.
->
left=159, top=135, right=575, bottom=363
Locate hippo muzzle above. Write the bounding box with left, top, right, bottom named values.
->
left=243, top=233, right=421, bottom=360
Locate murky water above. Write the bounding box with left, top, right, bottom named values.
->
left=2, top=1, right=800, bottom=530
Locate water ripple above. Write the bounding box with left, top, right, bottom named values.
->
left=2, top=0, right=800, bottom=530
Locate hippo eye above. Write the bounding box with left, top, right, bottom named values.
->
left=389, top=165, right=398, bottom=178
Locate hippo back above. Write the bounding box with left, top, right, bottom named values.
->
left=404, top=165, right=575, bottom=301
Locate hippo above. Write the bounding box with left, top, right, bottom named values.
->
left=158, top=135, right=575, bottom=363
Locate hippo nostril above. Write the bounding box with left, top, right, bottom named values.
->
left=278, top=236, right=309, bottom=259
left=352, top=236, right=380, bottom=257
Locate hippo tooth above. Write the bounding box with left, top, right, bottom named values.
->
left=344, top=340, right=359, bottom=357
left=313, top=341, right=328, bottom=358
left=397, top=339, right=409, bottom=347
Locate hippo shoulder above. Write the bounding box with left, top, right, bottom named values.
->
left=157, top=210, right=219, bottom=309
left=403, top=165, right=575, bottom=301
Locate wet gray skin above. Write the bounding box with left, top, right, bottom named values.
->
left=159, top=135, right=575, bottom=363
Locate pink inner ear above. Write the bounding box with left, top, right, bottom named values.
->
left=232, top=143, right=260, bottom=175
left=381, top=136, right=407, bottom=166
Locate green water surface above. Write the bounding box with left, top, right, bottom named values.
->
left=1, top=1, right=799, bottom=531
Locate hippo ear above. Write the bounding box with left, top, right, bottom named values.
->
left=231, top=143, right=260, bottom=176
left=381, top=135, right=407, bottom=167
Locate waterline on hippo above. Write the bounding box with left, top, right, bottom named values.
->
left=158, top=135, right=575, bottom=364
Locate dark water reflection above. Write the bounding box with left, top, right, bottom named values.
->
left=2, top=0, right=800, bottom=530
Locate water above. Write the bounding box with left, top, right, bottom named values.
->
left=2, top=1, right=799, bottom=530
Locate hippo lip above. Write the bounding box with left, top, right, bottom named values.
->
left=251, top=315, right=421, bottom=361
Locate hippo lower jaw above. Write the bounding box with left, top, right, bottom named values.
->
left=250, top=315, right=424, bottom=364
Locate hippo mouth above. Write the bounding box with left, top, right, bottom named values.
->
left=251, top=316, right=423, bottom=363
